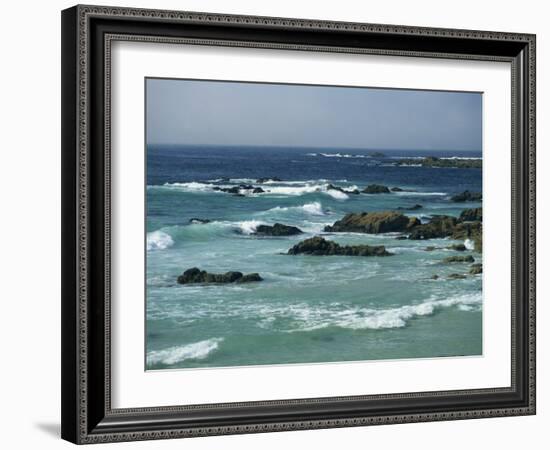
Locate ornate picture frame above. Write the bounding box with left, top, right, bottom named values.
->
left=61, top=4, right=535, bottom=444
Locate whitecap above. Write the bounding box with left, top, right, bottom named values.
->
left=147, top=230, right=174, bottom=251
left=147, top=338, right=223, bottom=365
left=464, top=239, right=475, bottom=250
left=235, top=220, right=266, bottom=235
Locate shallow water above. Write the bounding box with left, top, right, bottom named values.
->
left=146, top=146, right=482, bottom=370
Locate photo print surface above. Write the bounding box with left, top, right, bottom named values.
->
left=145, top=78, right=483, bottom=370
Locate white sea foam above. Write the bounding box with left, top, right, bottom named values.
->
left=236, top=220, right=266, bottom=234
left=267, top=201, right=325, bottom=216
left=325, top=189, right=349, bottom=200
left=147, top=230, right=174, bottom=251
left=147, top=338, right=223, bottom=365
left=464, top=239, right=475, bottom=250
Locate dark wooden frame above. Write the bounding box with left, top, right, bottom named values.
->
left=61, top=4, right=536, bottom=444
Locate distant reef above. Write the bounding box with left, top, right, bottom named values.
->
left=396, top=156, right=482, bottom=169
left=177, top=268, right=263, bottom=284
left=288, top=236, right=391, bottom=257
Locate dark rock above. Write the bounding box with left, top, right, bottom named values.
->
left=287, top=236, right=391, bottom=257
left=451, top=190, right=482, bottom=202
left=443, top=255, right=475, bottom=263
left=362, top=184, right=391, bottom=194
left=369, top=151, right=386, bottom=157
left=397, top=204, right=423, bottom=210
left=324, top=211, right=410, bottom=234
left=256, top=177, right=282, bottom=183
left=391, top=187, right=404, bottom=192
left=459, top=207, right=482, bottom=222
left=236, top=273, right=263, bottom=283
left=254, top=223, right=303, bottom=236
left=327, top=184, right=360, bottom=195
left=252, top=187, right=265, bottom=194
left=469, top=263, right=483, bottom=275
left=430, top=274, right=440, bottom=280
left=397, top=157, right=482, bottom=169
left=177, top=268, right=263, bottom=284
left=425, top=246, right=437, bottom=251
left=448, top=243, right=467, bottom=251
left=395, top=236, right=408, bottom=240
left=448, top=273, right=467, bottom=279
left=451, top=221, right=482, bottom=253
left=189, top=218, right=211, bottom=224
left=408, top=215, right=458, bottom=240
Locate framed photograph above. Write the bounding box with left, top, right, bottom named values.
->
left=61, top=5, right=536, bottom=444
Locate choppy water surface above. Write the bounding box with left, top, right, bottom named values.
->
left=146, top=146, right=482, bottom=369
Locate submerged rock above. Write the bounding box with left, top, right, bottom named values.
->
left=448, top=243, right=467, bottom=251
left=448, top=273, right=467, bottom=279
left=430, top=274, right=440, bottom=280
left=469, top=263, right=483, bottom=275
left=189, top=218, right=211, bottom=224
left=256, top=177, right=282, bottom=183
left=397, top=204, right=423, bottom=210
left=451, top=190, right=482, bottom=202
left=459, top=207, right=483, bottom=222
left=443, top=255, right=475, bottom=263
left=177, top=268, right=263, bottom=284
left=287, top=236, right=391, bottom=256
left=324, top=211, right=411, bottom=234
left=254, top=223, right=303, bottom=236
left=362, top=184, right=391, bottom=194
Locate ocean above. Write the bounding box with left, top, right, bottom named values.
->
left=145, top=146, right=482, bottom=370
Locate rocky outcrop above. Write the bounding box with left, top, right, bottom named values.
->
left=189, top=218, right=211, bottom=224
left=369, top=151, right=385, bottom=157
left=324, top=211, right=411, bottom=234
left=459, top=207, right=482, bottom=222
left=254, top=223, right=303, bottom=236
left=397, top=204, right=423, bottom=210
left=443, top=255, right=475, bottom=263
left=287, top=236, right=391, bottom=257
left=177, top=268, right=263, bottom=284
left=256, top=177, right=282, bottom=183
left=391, top=187, right=415, bottom=192
left=451, top=190, right=482, bottom=202
left=362, top=184, right=391, bottom=194
left=407, top=215, right=458, bottom=240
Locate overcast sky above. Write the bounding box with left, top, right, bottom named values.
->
left=146, top=78, right=482, bottom=152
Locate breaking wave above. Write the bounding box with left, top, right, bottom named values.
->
left=147, top=338, right=223, bottom=365
left=147, top=230, right=174, bottom=251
